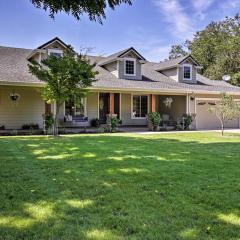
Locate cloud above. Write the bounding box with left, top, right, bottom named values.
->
left=153, top=0, right=194, bottom=39
left=192, top=0, right=214, bottom=20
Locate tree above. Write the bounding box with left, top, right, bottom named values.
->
left=208, top=93, right=240, bottom=136
left=29, top=49, right=96, bottom=136
left=30, top=0, right=132, bottom=23
left=168, top=44, right=188, bottom=60
left=186, top=14, right=240, bottom=83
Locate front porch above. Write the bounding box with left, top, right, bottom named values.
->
left=60, top=92, right=189, bottom=130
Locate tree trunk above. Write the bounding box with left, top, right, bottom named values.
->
left=221, top=121, right=224, bottom=136
left=53, top=102, right=60, bottom=136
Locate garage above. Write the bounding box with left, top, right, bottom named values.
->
left=196, top=100, right=240, bottom=130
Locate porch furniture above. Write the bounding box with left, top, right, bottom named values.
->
left=161, top=114, right=176, bottom=127
left=63, top=115, right=89, bottom=130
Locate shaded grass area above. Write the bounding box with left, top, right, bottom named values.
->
left=0, top=132, right=240, bottom=240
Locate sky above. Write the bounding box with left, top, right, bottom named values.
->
left=0, top=0, right=239, bottom=62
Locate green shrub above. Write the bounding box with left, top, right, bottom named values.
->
left=147, top=112, right=161, bottom=131
left=90, top=118, right=100, bottom=128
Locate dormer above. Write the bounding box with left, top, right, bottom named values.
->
left=98, top=47, right=146, bottom=80
left=155, top=55, right=202, bottom=84
left=27, top=37, right=70, bottom=63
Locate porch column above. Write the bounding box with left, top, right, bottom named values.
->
left=151, top=94, right=156, bottom=112
left=109, top=93, right=115, bottom=114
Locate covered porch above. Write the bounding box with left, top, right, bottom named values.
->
left=68, top=91, right=190, bottom=130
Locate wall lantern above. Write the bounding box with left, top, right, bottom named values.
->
left=9, top=92, right=21, bottom=105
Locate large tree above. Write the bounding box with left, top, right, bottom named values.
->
left=168, top=44, right=188, bottom=60
left=30, top=0, right=132, bottom=23
left=29, top=50, right=96, bottom=136
left=169, top=14, right=240, bottom=85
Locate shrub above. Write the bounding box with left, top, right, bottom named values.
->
left=106, top=115, right=121, bottom=132
left=22, top=123, right=39, bottom=130
left=0, top=125, right=5, bottom=130
left=147, top=112, right=161, bottom=131
left=182, top=114, right=195, bottom=130
left=90, top=118, right=100, bottom=128
left=43, top=113, right=54, bottom=130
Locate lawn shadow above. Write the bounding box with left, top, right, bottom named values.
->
left=0, top=133, right=240, bottom=239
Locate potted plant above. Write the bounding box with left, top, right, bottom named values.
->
left=147, top=112, right=161, bottom=131
left=106, top=114, right=121, bottom=132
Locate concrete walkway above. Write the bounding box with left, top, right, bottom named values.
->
left=120, top=128, right=240, bottom=135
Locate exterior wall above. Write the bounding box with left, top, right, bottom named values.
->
left=121, top=93, right=148, bottom=125
left=0, top=86, right=45, bottom=129
left=104, top=62, right=118, bottom=78
left=86, top=92, right=99, bottom=121
left=156, top=95, right=186, bottom=121
left=178, top=59, right=197, bottom=83
left=118, top=52, right=142, bottom=80
left=188, top=93, right=240, bottom=130
left=161, top=68, right=178, bottom=81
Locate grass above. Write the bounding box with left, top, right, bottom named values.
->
left=0, top=132, right=240, bottom=240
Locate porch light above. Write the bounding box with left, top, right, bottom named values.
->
left=9, top=92, right=20, bottom=102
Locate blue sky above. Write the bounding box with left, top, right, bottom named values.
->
left=0, top=0, right=239, bottom=61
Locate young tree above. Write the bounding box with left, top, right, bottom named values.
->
left=168, top=44, right=188, bottom=60
left=208, top=93, right=240, bottom=136
left=29, top=50, right=96, bottom=136
left=186, top=14, right=240, bottom=82
left=30, top=0, right=132, bottom=23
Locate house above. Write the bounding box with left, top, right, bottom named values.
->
left=0, top=37, right=240, bottom=130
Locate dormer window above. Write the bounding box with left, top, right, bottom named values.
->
left=48, top=49, right=63, bottom=58
left=124, top=58, right=136, bottom=76
left=183, top=64, right=192, bottom=80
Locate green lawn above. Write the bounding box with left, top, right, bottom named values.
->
left=0, top=132, right=240, bottom=240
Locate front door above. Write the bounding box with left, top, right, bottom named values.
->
left=99, top=93, right=109, bottom=123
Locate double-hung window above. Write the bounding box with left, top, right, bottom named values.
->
left=183, top=64, right=192, bottom=80
left=132, top=95, right=148, bottom=118
left=48, top=49, right=63, bottom=58
left=125, top=59, right=136, bottom=76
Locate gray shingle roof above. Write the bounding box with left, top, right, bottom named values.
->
left=0, top=46, right=239, bottom=94
left=98, top=47, right=146, bottom=66
left=154, top=54, right=201, bottom=71
left=0, top=46, right=41, bottom=84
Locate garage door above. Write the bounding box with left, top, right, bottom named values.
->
left=196, top=100, right=239, bottom=130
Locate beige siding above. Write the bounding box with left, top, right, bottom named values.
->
left=156, top=95, right=186, bottom=121
left=104, top=62, right=118, bottom=78
left=161, top=68, right=178, bottom=81
left=121, top=93, right=148, bottom=125
left=0, top=86, right=44, bottom=129
left=86, top=92, right=98, bottom=121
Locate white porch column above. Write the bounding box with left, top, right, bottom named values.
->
left=186, top=93, right=189, bottom=114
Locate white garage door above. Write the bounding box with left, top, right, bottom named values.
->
left=196, top=100, right=239, bottom=130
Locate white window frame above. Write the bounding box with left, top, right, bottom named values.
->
left=48, top=49, right=63, bottom=57
left=131, top=94, right=149, bottom=119
left=183, top=64, right=192, bottom=81
left=124, top=58, right=136, bottom=76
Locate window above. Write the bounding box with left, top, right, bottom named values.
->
left=65, top=99, right=86, bottom=117
left=132, top=95, right=148, bottom=118
left=125, top=59, right=136, bottom=75
left=48, top=49, right=63, bottom=58
left=183, top=64, right=192, bottom=80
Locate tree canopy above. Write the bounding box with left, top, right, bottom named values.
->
left=29, top=50, right=96, bottom=135
left=168, top=44, right=188, bottom=60
left=30, top=0, right=132, bottom=23
left=169, top=14, right=240, bottom=85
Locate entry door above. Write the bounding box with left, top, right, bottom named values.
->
left=99, top=93, right=109, bottom=123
